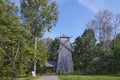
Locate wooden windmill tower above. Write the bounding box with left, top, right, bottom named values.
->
left=56, top=36, right=74, bottom=73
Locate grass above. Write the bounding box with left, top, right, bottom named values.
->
left=0, top=77, right=35, bottom=80
left=18, top=74, right=42, bottom=80
left=0, top=74, right=42, bottom=80
left=59, top=75, right=120, bottom=80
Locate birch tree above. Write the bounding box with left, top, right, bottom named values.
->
left=87, top=10, right=113, bottom=50
left=20, top=0, right=58, bottom=76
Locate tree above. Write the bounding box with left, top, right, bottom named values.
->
left=35, top=40, right=48, bottom=73
left=48, top=38, right=60, bottom=61
left=0, top=0, right=32, bottom=79
left=0, top=0, right=21, bottom=78
left=73, top=29, right=96, bottom=73
left=20, top=0, right=59, bottom=76
left=107, top=34, right=120, bottom=73
left=112, top=14, right=120, bottom=51
left=87, top=9, right=120, bottom=74
left=42, top=38, right=60, bottom=61
left=87, top=9, right=113, bottom=50
left=113, top=15, right=120, bottom=39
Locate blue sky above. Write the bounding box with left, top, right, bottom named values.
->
left=11, top=0, right=120, bottom=42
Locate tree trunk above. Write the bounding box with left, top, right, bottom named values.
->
left=33, top=37, right=37, bottom=77
left=33, top=60, right=37, bottom=77
left=12, top=60, right=16, bottom=80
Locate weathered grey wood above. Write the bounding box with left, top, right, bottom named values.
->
left=57, top=36, right=74, bottom=73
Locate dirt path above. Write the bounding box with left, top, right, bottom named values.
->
left=37, top=75, right=59, bottom=80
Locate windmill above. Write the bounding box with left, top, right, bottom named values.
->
left=56, top=35, right=74, bottom=73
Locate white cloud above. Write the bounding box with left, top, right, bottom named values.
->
left=78, top=0, right=106, bottom=13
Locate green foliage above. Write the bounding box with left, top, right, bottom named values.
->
left=104, top=34, right=120, bottom=73
left=0, top=0, right=54, bottom=78
left=0, top=0, right=22, bottom=77
left=73, top=9, right=120, bottom=74
left=73, top=29, right=97, bottom=73
left=42, top=38, right=60, bottom=61
left=20, top=0, right=59, bottom=37
left=47, top=38, right=60, bottom=61
left=20, top=0, right=59, bottom=75
left=36, top=41, right=48, bottom=68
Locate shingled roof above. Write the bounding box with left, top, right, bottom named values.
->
left=45, top=61, right=57, bottom=67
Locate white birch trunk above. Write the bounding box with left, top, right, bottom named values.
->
left=33, top=37, right=37, bottom=77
